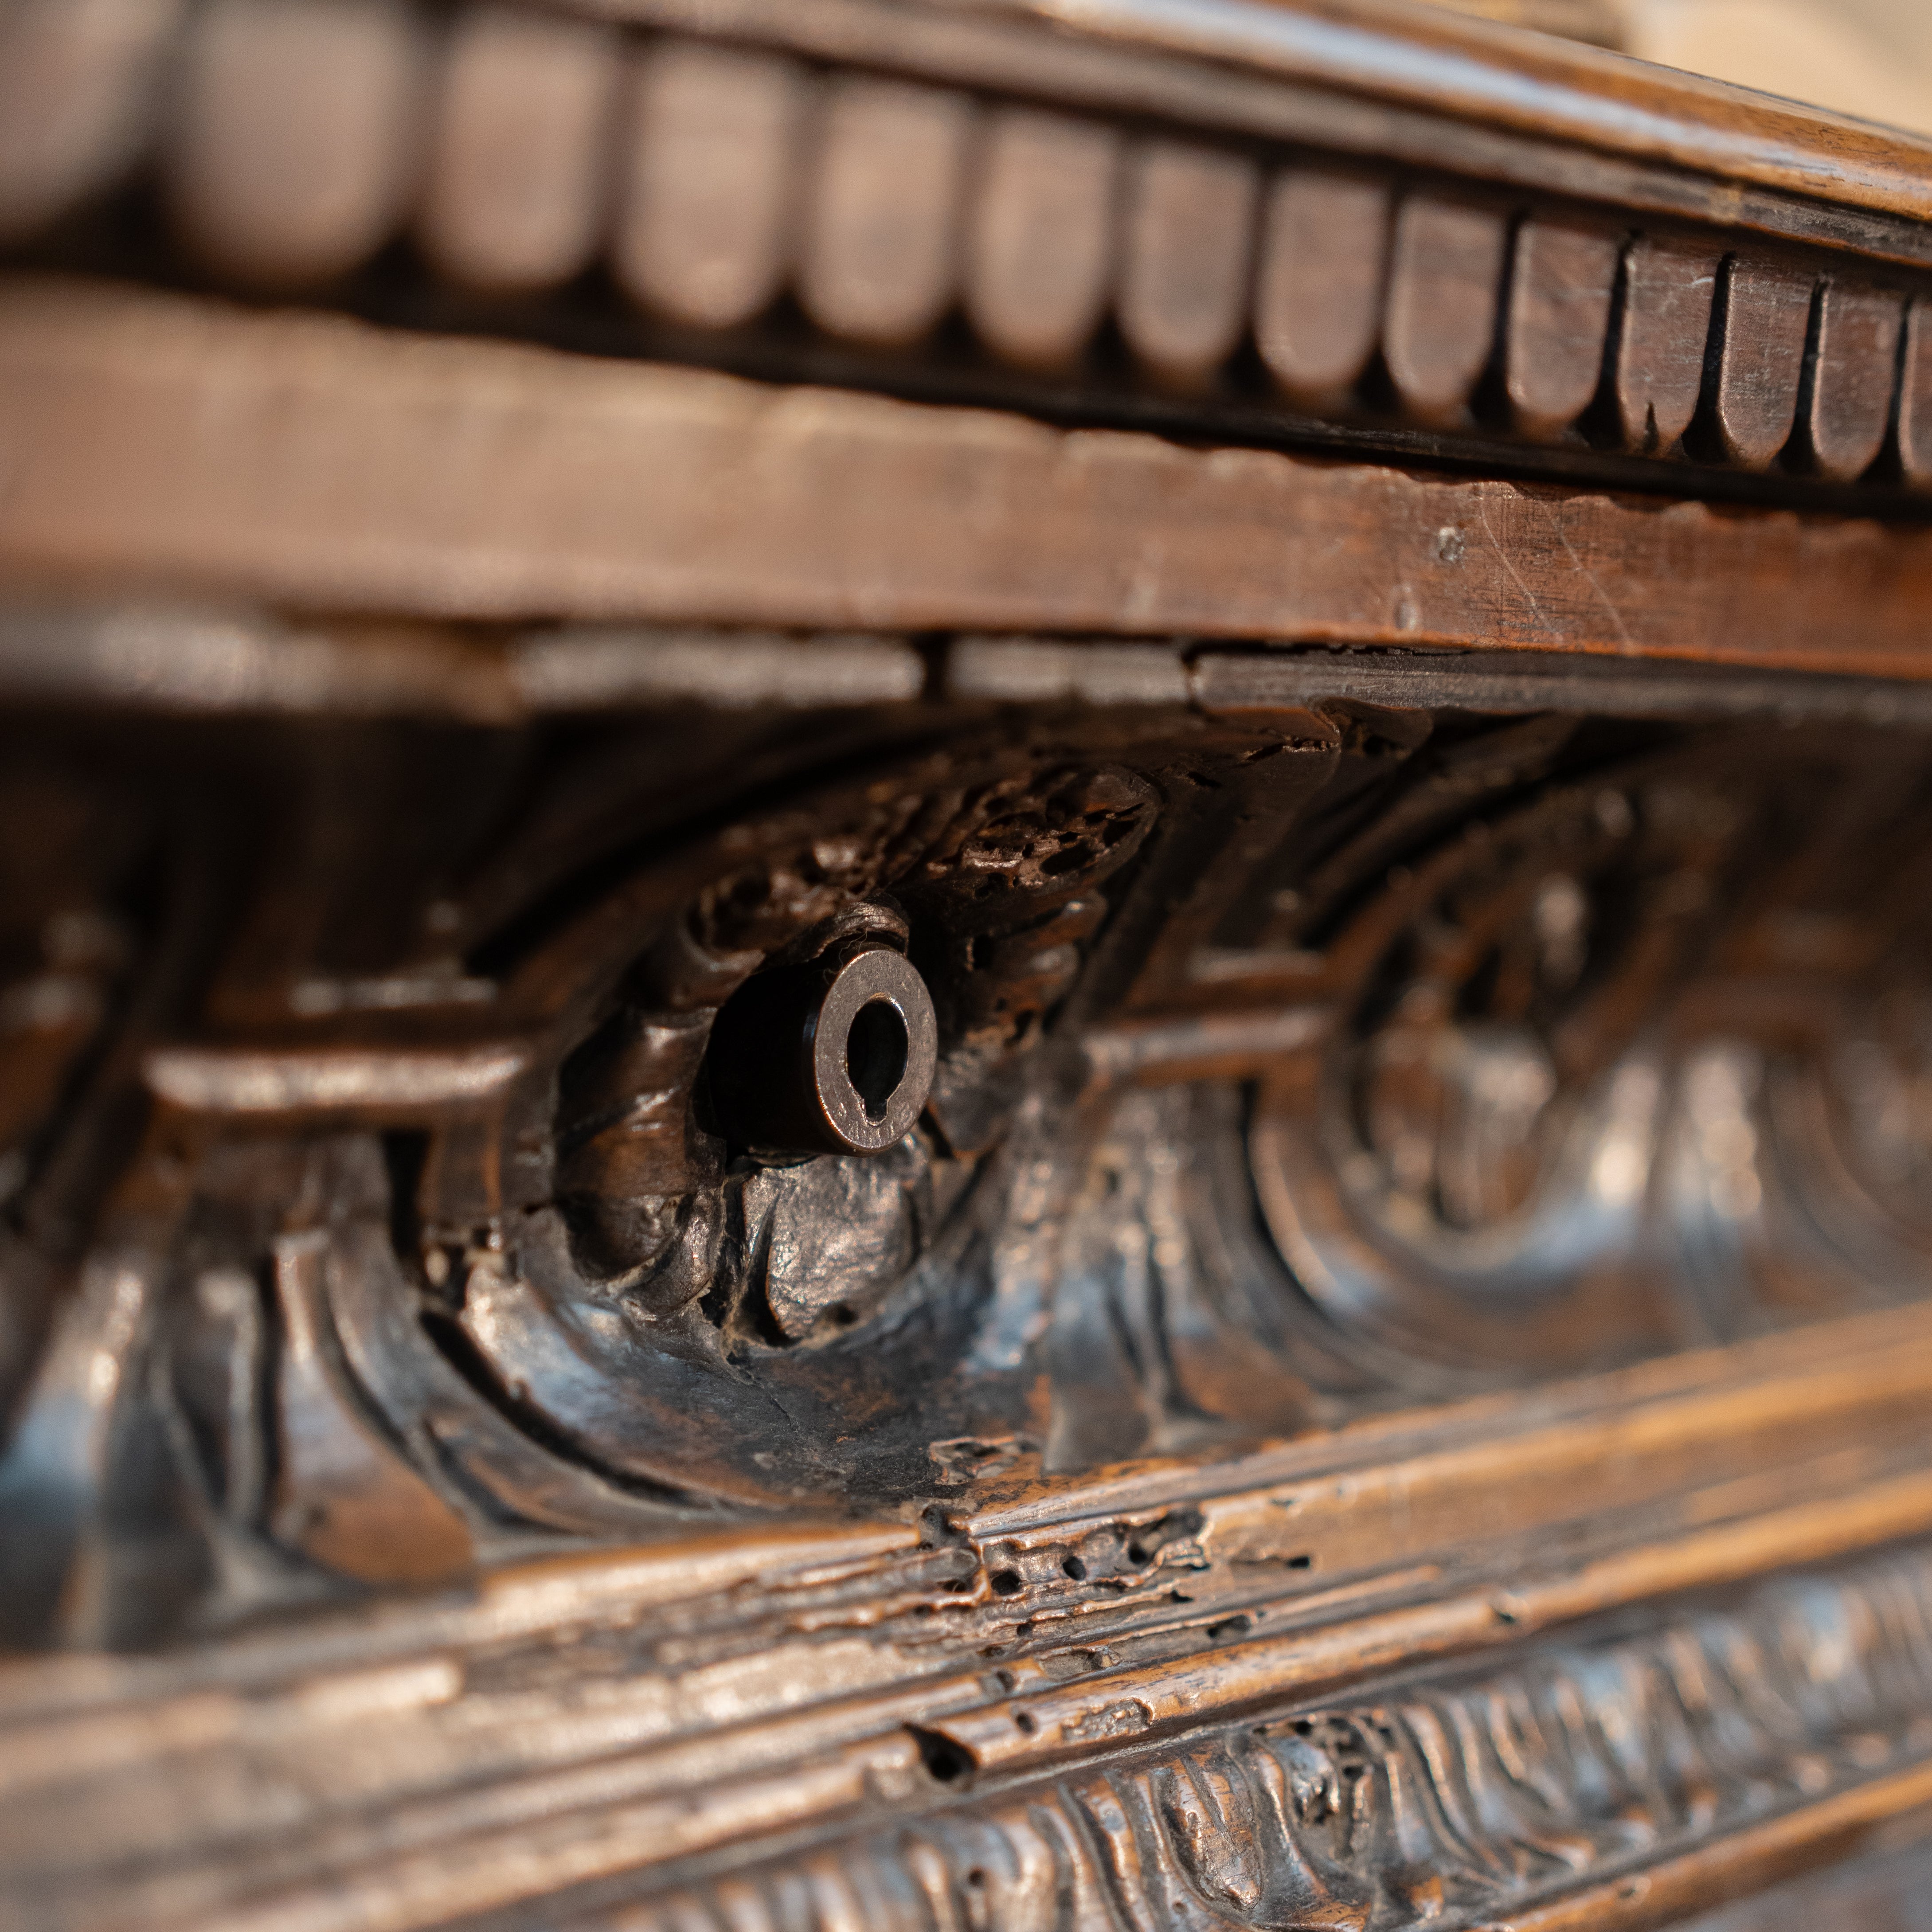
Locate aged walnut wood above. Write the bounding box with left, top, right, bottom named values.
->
left=1610, top=232, right=1721, bottom=454
left=800, top=75, right=974, bottom=350
left=13, top=3, right=1932, bottom=1929
left=1118, top=137, right=1260, bottom=391
left=1801, top=278, right=1904, bottom=482
left=614, top=41, right=806, bottom=332
left=1701, top=256, right=1815, bottom=471
left=19, top=0, right=1932, bottom=507
left=1505, top=214, right=1622, bottom=440
left=165, top=0, right=427, bottom=288
left=1901, top=300, right=1932, bottom=489
left=20, top=279, right=1932, bottom=673
left=1253, top=163, right=1392, bottom=407
left=987, top=0, right=1932, bottom=231
left=0, top=0, right=185, bottom=246
left=417, top=3, right=620, bottom=295
left=14, top=0, right=1932, bottom=268
left=1382, top=190, right=1510, bottom=427
left=966, top=106, right=1120, bottom=372
left=8, top=1310, right=1932, bottom=1930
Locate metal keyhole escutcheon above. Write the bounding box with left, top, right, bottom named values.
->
left=706, top=941, right=939, bottom=1157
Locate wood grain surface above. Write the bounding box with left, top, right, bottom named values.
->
left=16, top=0, right=1932, bottom=505
left=9, top=280, right=1932, bottom=676
left=9, top=12, right=1932, bottom=1931
left=986, top=0, right=1932, bottom=226
left=11, top=1305, right=1932, bottom=1932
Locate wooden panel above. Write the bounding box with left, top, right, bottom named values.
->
left=1802, top=279, right=1903, bottom=482
left=417, top=5, right=620, bottom=294
left=1253, top=163, right=1391, bottom=409
left=163, top=0, right=426, bottom=289
left=1382, top=191, right=1509, bottom=426
left=1611, top=231, right=1718, bottom=453
left=0, top=0, right=182, bottom=244
left=1504, top=214, right=1619, bottom=440
left=1901, top=298, right=1932, bottom=492
left=614, top=42, right=808, bottom=331
left=18, top=282, right=1932, bottom=676
left=1117, top=138, right=1260, bottom=391
left=965, top=107, right=1119, bottom=373
left=798, top=76, right=973, bottom=349
left=1706, top=255, right=1814, bottom=471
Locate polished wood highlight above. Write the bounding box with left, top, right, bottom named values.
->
left=15, top=280, right=1932, bottom=674
left=10, top=4, right=1932, bottom=1929
left=16, top=0, right=1932, bottom=503
left=9, top=1310, right=1932, bottom=1931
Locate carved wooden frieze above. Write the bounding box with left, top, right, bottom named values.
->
left=9, top=0, right=1932, bottom=508
left=5, top=630, right=1932, bottom=1628
left=11, top=3, right=1932, bottom=1928
left=563, top=1545, right=1932, bottom=1932
left=9, top=618, right=1932, bottom=1929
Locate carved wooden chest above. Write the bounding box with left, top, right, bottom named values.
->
left=6, top=1, right=1932, bottom=1927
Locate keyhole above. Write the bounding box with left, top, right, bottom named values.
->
left=845, top=998, right=909, bottom=1121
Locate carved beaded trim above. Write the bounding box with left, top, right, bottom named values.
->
left=7, top=0, right=1932, bottom=507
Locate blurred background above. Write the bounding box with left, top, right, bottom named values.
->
left=1434, top=0, right=1932, bottom=136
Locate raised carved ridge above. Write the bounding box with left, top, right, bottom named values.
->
left=558, top=1544, right=1932, bottom=1932
left=7, top=623, right=1932, bottom=1657
left=8, top=0, right=1932, bottom=507
left=13, top=1520, right=1932, bottom=1931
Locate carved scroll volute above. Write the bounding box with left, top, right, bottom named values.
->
left=1246, top=758, right=1710, bottom=1374
left=378, top=748, right=1172, bottom=1510
left=1241, top=727, right=1932, bottom=1382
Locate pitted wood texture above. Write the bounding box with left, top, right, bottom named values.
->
left=9, top=1310, right=1932, bottom=1932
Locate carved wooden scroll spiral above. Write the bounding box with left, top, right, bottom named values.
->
left=4, top=648, right=1932, bottom=1646
left=1251, top=731, right=1932, bottom=1377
